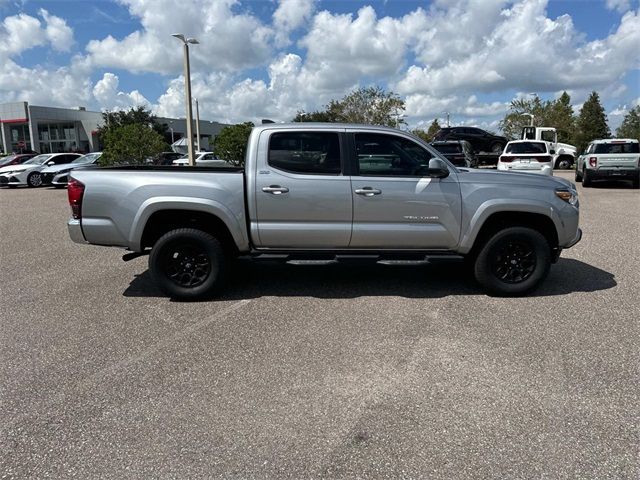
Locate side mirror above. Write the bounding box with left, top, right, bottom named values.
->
left=426, top=158, right=450, bottom=178
left=550, top=149, right=556, bottom=155
left=47, top=161, right=55, bottom=166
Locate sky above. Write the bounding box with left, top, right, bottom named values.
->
left=0, top=0, right=638, bottom=133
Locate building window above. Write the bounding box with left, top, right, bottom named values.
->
left=9, top=124, right=31, bottom=152
left=37, top=122, right=79, bottom=154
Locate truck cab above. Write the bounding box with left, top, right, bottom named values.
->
left=521, top=127, right=576, bottom=170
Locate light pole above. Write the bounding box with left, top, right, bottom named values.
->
left=169, top=120, right=174, bottom=144
left=522, top=113, right=535, bottom=126
left=195, top=98, right=201, bottom=152
left=172, top=33, right=199, bottom=166
left=443, top=112, right=450, bottom=127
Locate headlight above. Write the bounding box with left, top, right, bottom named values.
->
left=555, top=188, right=578, bottom=206
left=2, top=171, right=15, bottom=175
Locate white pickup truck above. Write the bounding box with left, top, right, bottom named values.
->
left=521, top=127, right=577, bottom=170
left=575, top=138, right=640, bottom=188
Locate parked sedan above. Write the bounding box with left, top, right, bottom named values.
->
left=497, top=141, right=553, bottom=176
left=434, top=126, right=508, bottom=154
left=41, top=152, right=102, bottom=187
left=172, top=151, right=234, bottom=167
left=430, top=140, right=478, bottom=168
left=0, top=153, right=37, bottom=168
left=0, top=153, right=82, bottom=187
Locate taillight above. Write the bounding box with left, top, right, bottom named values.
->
left=589, top=157, right=597, bottom=167
left=533, top=156, right=552, bottom=162
left=68, top=178, right=84, bottom=219
left=500, top=156, right=512, bottom=163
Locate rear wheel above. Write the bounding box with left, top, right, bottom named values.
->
left=474, top=227, right=551, bottom=296
left=632, top=174, right=639, bottom=189
left=582, top=168, right=592, bottom=187
left=556, top=156, right=573, bottom=170
left=27, top=172, right=43, bottom=187
left=149, top=228, right=227, bottom=300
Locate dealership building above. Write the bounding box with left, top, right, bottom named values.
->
left=0, top=101, right=228, bottom=155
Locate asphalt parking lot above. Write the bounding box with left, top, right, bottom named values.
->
left=1, top=172, right=638, bottom=478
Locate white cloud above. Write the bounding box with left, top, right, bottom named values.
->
left=86, top=0, right=273, bottom=75
left=92, top=72, right=151, bottom=110
left=273, top=0, right=315, bottom=47
left=606, top=0, right=632, bottom=13
left=39, top=9, right=74, bottom=52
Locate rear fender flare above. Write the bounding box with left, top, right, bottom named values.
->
left=129, top=197, right=248, bottom=252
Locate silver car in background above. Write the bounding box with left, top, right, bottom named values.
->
left=41, top=152, right=102, bottom=187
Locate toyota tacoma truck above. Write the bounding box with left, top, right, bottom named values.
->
left=67, top=123, right=582, bottom=298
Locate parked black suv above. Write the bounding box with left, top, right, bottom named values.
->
left=434, top=127, right=508, bottom=155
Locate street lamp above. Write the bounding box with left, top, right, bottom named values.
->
left=168, top=120, right=174, bottom=144
left=522, top=113, right=535, bottom=126
left=172, top=33, right=199, bottom=166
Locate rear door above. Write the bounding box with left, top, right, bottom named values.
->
left=348, top=130, right=462, bottom=249
left=254, top=129, right=353, bottom=249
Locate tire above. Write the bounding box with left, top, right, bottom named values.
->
left=575, top=168, right=583, bottom=182
left=149, top=228, right=227, bottom=300
left=582, top=168, right=592, bottom=187
left=473, top=227, right=551, bottom=296
left=27, top=172, right=43, bottom=188
left=556, top=157, right=572, bottom=170
left=490, top=142, right=504, bottom=154
left=632, top=174, right=639, bottom=189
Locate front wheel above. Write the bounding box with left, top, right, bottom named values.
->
left=27, top=172, right=43, bottom=187
left=473, top=227, right=551, bottom=296
left=149, top=228, right=227, bottom=300
left=556, top=157, right=573, bottom=170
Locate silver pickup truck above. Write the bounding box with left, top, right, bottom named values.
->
left=67, top=123, right=581, bottom=298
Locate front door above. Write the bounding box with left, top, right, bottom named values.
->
left=254, top=130, right=353, bottom=249
left=349, top=131, right=462, bottom=250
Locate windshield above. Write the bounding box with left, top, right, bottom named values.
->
left=594, top=142, right=639, bottom=154
left=24, top=154, right=53, bottom=165
left=72, top=153, right=101, bottom=164
left=505, top=142, right=546, bottom=154
left=433, top=144, right=462, bottom=154
left=0, top=155, right=17, bottom=166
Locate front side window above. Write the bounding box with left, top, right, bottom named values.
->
left=355, top=133, right=433, bottom=176
left=268, top=132, right=341, bottom=174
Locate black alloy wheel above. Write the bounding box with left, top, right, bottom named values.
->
left=149, top=228, right=227, bottom=300
left=489, top=240, right=537, bottom=284
left=473, top=226, right=551, bottom=296
left=161, top=244, right=212, bottom=288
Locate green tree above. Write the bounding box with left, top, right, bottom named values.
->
left=546, top=91, right=576, bottom=144
left=575, top=91, right=610, bottom=153
left=411, top=119, right=441, bottom=142
left=616, top=105, right=640, bottom=142
left=100, top=123, right=168, bottom=166
left=293, top=110, right=338, bottom=122
left=499, top=96, right=550, bottom=140
left=97, top=106, right=169, bottom=144
left=291, top=86, right=405, bottom=127
left=213, top=122, right=254, bottom=166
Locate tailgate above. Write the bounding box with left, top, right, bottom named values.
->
left=596, top=153, right=639, bottom=169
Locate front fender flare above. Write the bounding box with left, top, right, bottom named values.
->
left=458, top=199, right=562, bottom=254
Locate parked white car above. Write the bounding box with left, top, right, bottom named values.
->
left=575, top=139, right=639, bottom=188
left=0, top=153, right=83, bottom=187
left=172, top=151, right=234, bottom=167
left=41, top=152, right=102, bottom=187
left=497, top=141, right=554, bottom=176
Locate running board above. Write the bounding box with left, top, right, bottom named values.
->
left=249, top=252, right=464, bottom=265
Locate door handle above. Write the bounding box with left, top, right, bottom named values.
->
left=354, top=187, right=382, bottom=196
left=262, top=185, right=289, bottom=195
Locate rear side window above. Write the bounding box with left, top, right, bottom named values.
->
left=505, top=142, right=547, bottom=154
left=356, top=133, right=433, bottom=176
left=594, top=142, right=639, bottom=154
left=268, top=132, right=341, bottom=174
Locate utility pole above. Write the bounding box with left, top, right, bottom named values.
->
left=445, top=112, right=450, bottom=127
left=195, top=98, right=201, bottom=152
left=172, top=33, right=199, bottom=166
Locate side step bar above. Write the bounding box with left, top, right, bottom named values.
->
left=249, top=252, right=464, bottom=266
